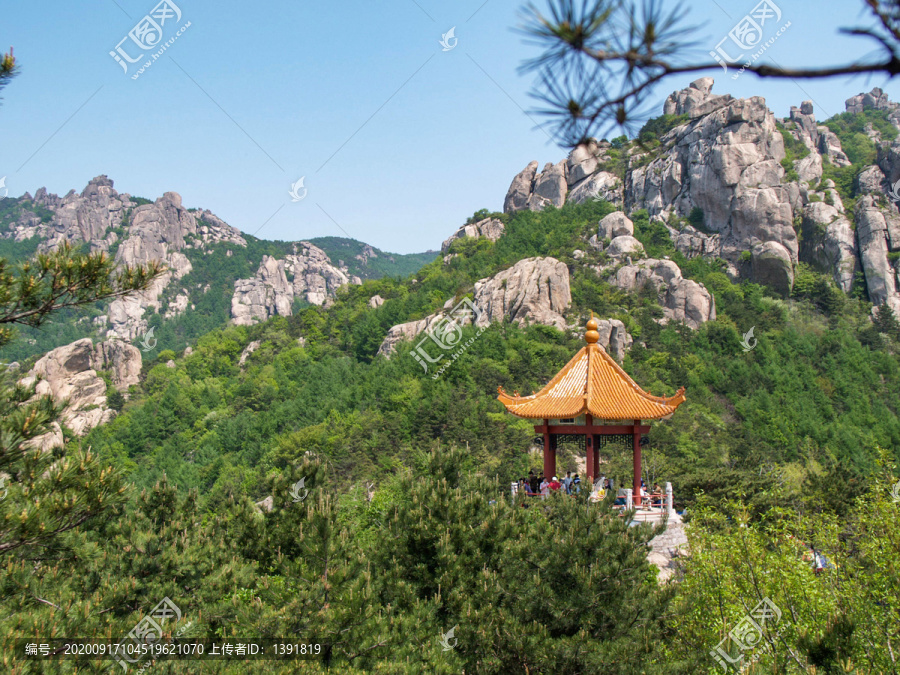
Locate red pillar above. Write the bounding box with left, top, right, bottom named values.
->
left=632, top=419, right=642, bottom=508
left=586, top=438, right=594, bottom=485
left=592, top=435, right=600, bottom=483
left=543, top=418, right=555, bottom=479
left=585, top=414, right=594, bottom=485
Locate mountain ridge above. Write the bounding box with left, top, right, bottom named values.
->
left=0, top=179, right=439, bottom=361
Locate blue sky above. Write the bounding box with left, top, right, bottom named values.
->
left=2, top=0, right=898, bottom=253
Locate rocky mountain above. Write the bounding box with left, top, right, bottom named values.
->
left=441, top=217, right=505, bottom=254
left=0, top=177, right=436, bottom=361
left=18, top=338, right=141, bottom=448
left=378, top=256, right=572, bottom=357
left=504, top=80, right=900, bottom=315
left=231, top=243, right=359, bottom=325
left=5, top=81, right=900, bottom=378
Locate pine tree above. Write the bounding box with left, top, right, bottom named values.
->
left=0, top=243, right=163, bottom=557
left=873, top=303, right=900, bottom=341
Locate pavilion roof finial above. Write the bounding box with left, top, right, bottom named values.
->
left=585, top=314, right=600, bottom=344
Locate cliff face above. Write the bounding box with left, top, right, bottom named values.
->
left=503, top=79, right=900, bottom=313
left=18, top=338, right=142, bottom=448
left=1, top=176, right=364, bottom=340
left=378, top=257, right=573, bottom=357
left=230, top=243, right=359, bottom=326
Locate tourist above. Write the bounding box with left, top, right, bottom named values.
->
left=540, top=476, right=550, bottom=498
left=549, top=476, right=562, bottom=492
left=652, top=482, right=662, bottom=494
left=520, top=478, right=530, bottom=496
left=571, top=473, right=581, bottom=493
left=529, top=472, right=540, bottom=495
left=562, top=471, right=573, bottom=493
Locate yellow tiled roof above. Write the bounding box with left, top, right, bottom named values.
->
left=497, top=319, right=686, bottom=421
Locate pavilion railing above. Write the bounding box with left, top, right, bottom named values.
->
left=511, top=481, right=674, bottom=514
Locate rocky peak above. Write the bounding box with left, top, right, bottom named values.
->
left=789, top=100, right=819, bottom=150
left=493, top=77, right=900, bottom=312
left=355, top=244, right=378, bottom=265
left=473, top=256, right=571, bottom=329
left=18, top=338, right=142, bottom=447
left=605, top=258, right=716, bottom=329
left=503, top=161, right=539, bottom=213
left=231, top=242, right=358, bottom=325
left=441, top=217, right=505, bottom=253
left=845, top=87, right=899, bottom=115
left=526, top=161, right=568, bottom=211
left=663, top=77, right=733, bottom=118
left=504, top=141, right=623, bottom=215
left=854, top=196, right=900, bottom=314
left=628, top=80, right=796, bottom=283
left=378, top=256, right=572, bottom=357
left=82, top=174, right=115, bottom=195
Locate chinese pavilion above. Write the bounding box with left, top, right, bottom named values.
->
left=497, top=317, right=686, bottom=508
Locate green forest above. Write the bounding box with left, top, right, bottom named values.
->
left=3, top=4, right=900, bottom=668
left=2, top=189, right=898, bottom=672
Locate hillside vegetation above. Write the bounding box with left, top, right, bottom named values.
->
left=76, top=199, right=900, bottom=518
left=3, top=193, right=898, bottom=673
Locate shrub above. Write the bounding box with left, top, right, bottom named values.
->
left=637, top=114, right=689, bottom=144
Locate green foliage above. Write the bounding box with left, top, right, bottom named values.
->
left=464, top=208, right=505, bottom=226
left=0, top=197, right=54, bottom=234
left=873, top=303, right=900, bottom=340
left=308, top=236, right=439, bottom=280
left=0, top=241, right=164, bottom=349
left=687, top=206, right=705, bottom=230
left=0, top=239, right=159, bottom=568
left=632, top=210, right=675, bottom=258
left=825, top=108, right=898, bottom=165
left=776, top=121, right=811, bottom=183
left=0, top=235, right=41, bottom=262
left=598, top=143, right=629, bottom=179
left=106, top=388, right=126, bottom=412
left=792, top=263, right=846, bottom=314
left=3, top=191, right=900, bottom=671
left=666, top=463, right=900, bottom=674
left=820, top=161, right=863, bottom=205
left=637, top=113, right=689, bottom=144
